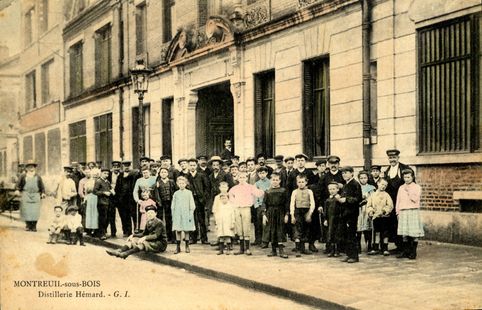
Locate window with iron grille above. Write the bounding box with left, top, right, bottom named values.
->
left=95, top=113, right=113, bottom=169
left=95, top=24, right=112, bottom=86
left=41, top=59, right=53, bottom=104
left=25, top=70, right=36, bottom=111
left=136, top=3, right=147, bottom=55
left=69, top=41, right=83, bottom=97
left=418, top=14, right=481, bottom=154
left=69, top=121, right=86, bottom=164
left=254, top=70, right=275, bottom=158
left=303, top=57, right=330, bottom=158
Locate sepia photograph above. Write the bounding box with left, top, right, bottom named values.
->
left=0, top=0, right=481, bottom=309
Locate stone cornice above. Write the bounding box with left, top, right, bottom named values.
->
left=63, top=0, right=118, bottom=39
left=62, top=76, right=130, bottom=109
left=241, top=0, right=359, bottom=44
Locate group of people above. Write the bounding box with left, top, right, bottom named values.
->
left=15, top=142, right=424, bottom=262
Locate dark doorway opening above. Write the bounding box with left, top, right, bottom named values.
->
left=196, top=82, right=234, bottom=157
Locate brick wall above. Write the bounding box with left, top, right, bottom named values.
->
left=418, top=164, right=482, bottom=212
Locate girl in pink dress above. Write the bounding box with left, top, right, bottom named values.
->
left=138, top=190, right=157, bottom=232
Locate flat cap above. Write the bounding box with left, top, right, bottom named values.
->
left=327, top=155, right=341, bottom=163
left=340, top=166, right=354, bottom=173
left=386, top=149, right=400, bottom=156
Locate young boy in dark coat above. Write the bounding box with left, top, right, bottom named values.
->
left=339, top=166, right=362, bottom=263
left=323, top=182, right=343, bottom=257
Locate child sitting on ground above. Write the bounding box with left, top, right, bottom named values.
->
left=106, top=206, right=168, bottom=259
left=64, top=206, right=85, bottom=246
left=47, top=205, right=65, bottom=244
left=215, top=193, right=236, bottom=255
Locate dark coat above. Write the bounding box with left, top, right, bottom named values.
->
left=209, top=170, right=234, bottom=198
left=94, top=178, right=112, bottom=206
left=133, top=217, right=168, bottom=252
left=286, top=168, right=317, bottom=193
left=187, top=171, right=210, bottom=206
left=340, top=178, right=362, bottom=219
left=264, top=187, right=290, bottom=243
left=220, top=148, right=233, bottom=160
left=383, top=162, right=411, bottom=203
left=114, top=171, right=137, bottom=202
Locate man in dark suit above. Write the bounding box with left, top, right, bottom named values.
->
left=220, top=139, right=234, bottom=160
left=383, top=149, right=411, bottom=253
left=197, top=155, right=212, bottom=176
left=187, top=158, right=210, bottom=244
left=114, top=161, right=137, bottom=237
left=273, top=155, right=288, bottom=188
left=339, top=166, right=362, bottom=263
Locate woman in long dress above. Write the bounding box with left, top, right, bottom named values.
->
left=83, top=169, right=99, bottom=235
left=15, top=161, right=45, bottom=232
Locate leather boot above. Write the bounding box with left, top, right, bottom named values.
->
left=217, top=243, right=224, bottom=255
left=118, top=247, right=140, bottom=259
left=77, top=231, right=86, bottom=246
left=64, top=231, right=72, bottom=244
left=225, top=243, right=232, bottom=255
left=382, top=243, right=390, bottom=256
left=408, top=239, right=418, bottom=260
left=174, top=241, right=181, bottom=254
left=106, top=245, right=129, bottom=257
left=32, top=221, right=38, bottom=232
left=245, top=240, right=252, bottom=256
left=295, top=242, right=301, bottom=257
left=279, top=245, right=288, bottom=259
left=267, top=244, right=277, bottom=257
left=396, top=241, right=408, bottom=258
left=185, top=240, right=190, bottom=253
left=368, top=243, right=379, bottom=255
left=300, top=243, right=312, bottom=255
left=309, top=242, right=318, bottom=253
left=234, top=240, right=245, bottom=255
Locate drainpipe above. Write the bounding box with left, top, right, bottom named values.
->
left=118, top=2, right=125, bottom=160
left=362, top=0, right=372, bottom=170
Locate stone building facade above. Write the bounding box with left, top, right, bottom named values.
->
left=8, top=0, right=482, bottom=245
left=15, top=0, right=64, bottom=184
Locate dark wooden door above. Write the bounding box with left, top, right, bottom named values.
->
left=196, top=82, right=234, bottom=157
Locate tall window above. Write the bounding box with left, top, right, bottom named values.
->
left=24, top=7, right=34, bottom=46
left=39, top=0, right=48, bottom=34
left=69, top=41, right=83, bottom=97
left=136, top=3, right=147, bottom=55
left=25, top=70, right=36, bottom=111
left=95, top=25, right=112, bottom=86
left=69, top=121, right=86, bottom=164
left=303, top=58, right=330, bottom=158
left=162, top=98, right=173, bottom=159
left=47, top=128, right=61, bottom=175
left=419, top=14, right=481, bottom=153
left=95, top=113, right=113, bottom=168
left=23, top=136, right=33, bottom=162
left=162, top=0, right=174, bottom=43
left=35, top=133, right=46, bottom=175
left=41, top=59, right=53, bottom=104
left=254, top=70, right=275, bottom=158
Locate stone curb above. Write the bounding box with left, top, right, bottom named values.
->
left=86, top=236, right=354, bottom=310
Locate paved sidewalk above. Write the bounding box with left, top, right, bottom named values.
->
left=2, top=206, right=482, bottom=310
